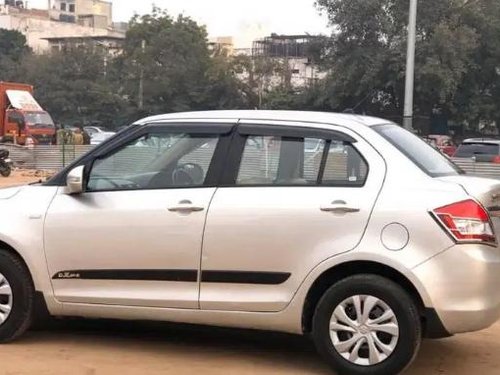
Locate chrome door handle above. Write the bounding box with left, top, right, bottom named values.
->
left=321, top=200, right=360, bottom=214
left=168, top=200, right=205, bottom=213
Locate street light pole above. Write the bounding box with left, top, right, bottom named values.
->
left=138, top=40, right=146, bottom=111
left=403, top=0, right=417, bottom=131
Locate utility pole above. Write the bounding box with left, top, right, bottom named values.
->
left=138, top=39, right=146, bottom=111
left=403, top=0, right=417, bottom=131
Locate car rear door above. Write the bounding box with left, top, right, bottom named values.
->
left=199, top=121, right=386, bottom=312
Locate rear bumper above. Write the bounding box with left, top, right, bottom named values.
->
left=413, top=244, right=500, bottom=335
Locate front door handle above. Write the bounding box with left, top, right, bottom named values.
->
left=320, top=200, right=360, bottom=214
left=168, top=200, right=205, bottom=213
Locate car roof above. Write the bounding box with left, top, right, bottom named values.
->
left=462, top=138, right=500, bottom=144
left=133, top=110, right=389, bottom=131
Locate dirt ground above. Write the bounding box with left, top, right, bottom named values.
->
left=0, top=320, right=497, bottom=375
left=0, top=171, right=499, bottom=374
left=0, top=169, right=51, bottom=187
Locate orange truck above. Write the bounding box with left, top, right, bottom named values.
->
left=0, top=82, right=56, bottom=146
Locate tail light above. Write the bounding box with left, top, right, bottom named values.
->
left=492, top=156, right=500, bottom=164
left=432, top=199, right=496, bottom=245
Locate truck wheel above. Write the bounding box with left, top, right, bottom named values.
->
left=312, top=274, right=422, bottom=375
left=0, top=250, right=34, bottom=342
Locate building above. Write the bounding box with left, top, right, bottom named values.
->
left=50, top=0, right=112, bottom=28
left=208, top=36, right=234, bottom=55
left=251, top=34, right=325, bottom=88
left=43, top=33, right=125, bottom=55
left=0, top=0, right=124, bottom=53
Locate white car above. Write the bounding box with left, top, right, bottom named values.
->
left=90, top=131, right=115, bottom=145
left=83, top=126, right=106, bottom=136
left=0, top=111, right=499, bottom=375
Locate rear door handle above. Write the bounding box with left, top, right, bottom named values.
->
left=168, top=200, right=205, bottom=213
left=320, top=200, right=360, bottom=214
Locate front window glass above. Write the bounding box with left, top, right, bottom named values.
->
left=87, top=132, right=219, bottom=191
left=373, top=124, right=462, bottom=177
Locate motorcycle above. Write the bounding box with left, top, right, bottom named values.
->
left=0, top=149, right=13, bottom=177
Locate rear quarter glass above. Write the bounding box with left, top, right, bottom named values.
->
left=372, top=124, right=462, bottom=177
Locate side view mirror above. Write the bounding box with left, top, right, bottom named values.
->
left=66, top=165, right=85, bottom=194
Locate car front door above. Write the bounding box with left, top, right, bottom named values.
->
left=44, top=122, right=233, bottom=309
left=200, top=121, right=386, bottom=312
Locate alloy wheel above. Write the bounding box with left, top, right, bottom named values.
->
left=329, top=294, right=399, bottom=366
left=0, top=272, right=13, bottom=326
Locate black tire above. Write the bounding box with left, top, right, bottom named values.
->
left=312, top=274, right=421, bottom=375
left=0, top=250, right=35, bottom=342
left=0, top=167, right=11, bottom=178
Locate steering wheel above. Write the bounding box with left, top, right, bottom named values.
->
left=172, top=163, right=204, bottom=186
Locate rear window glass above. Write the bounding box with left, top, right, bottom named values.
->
left=455, top=143, right=500, bottom=158
left=373, top=124, right=463, bottom=177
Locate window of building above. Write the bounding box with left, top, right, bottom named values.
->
left=60, top=2, right=66, bottom=11
left=69, top=4, right=75, bottom=12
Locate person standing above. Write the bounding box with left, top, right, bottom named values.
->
left=56, top=124, right=67, bottom=145
left=73, top=128, right=84, bottom=145
left=81, top=127, right=91, bottom=145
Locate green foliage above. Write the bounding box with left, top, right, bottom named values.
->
left=2, top=3, right=500, bottom=132
left=314, top=0, right=500, bottom=130
left=117, top=7, right=248, bottom=118
left=0, top=28, right=31, bottom=82
left=0, top=28, right=30, bottom=61
left=21, top=46, right=127, bottom=126
left=231, top=54, right=293, bottom=108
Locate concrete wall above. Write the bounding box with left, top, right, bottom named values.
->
left=76, top=0, right=111, bottom=26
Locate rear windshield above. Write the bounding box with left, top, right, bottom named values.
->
left=455, top=143, right=500, bottom=157
left=373, top=124, right=463, bottom=177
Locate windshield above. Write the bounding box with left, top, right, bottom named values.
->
left=24, top=112, right=55, bottom=128
left=373, top=124, right=463, bottom=177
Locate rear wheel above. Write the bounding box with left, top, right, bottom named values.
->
left=0, top=250, right=34, bottom=342
left=312, top=274, right=421, bottom=375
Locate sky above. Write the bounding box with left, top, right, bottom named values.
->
left=29, top=0, right=331, bottom=48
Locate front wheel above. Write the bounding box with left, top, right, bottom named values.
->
left=312, top=274, right=422, bottom=375
left=0, top=250, right=35, bottom=342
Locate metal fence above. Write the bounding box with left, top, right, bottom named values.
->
left=1, top=144, right=94, bottom=171
left=3, top=143, right=500, bottom=181
left=452, top=158, right=500, bottom=179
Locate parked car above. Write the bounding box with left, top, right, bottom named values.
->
left=426, top=135, right=457, bottom=157
left=83, top=126, right=107, bottom=137
left=454, top=138, right=500, bottom=163
left=0, top=111, right=499, bottom=375
left=90, top=131, right=115, bottom=145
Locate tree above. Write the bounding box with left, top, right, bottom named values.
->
left=203, top=47, right=252, bottom=109
left=313, top=0, right=498, bottom=132
left=116, top=7, right=247, bottom=119
left=0, top=28, right=30, bottom=61
left=231, top=54, right=291, bottom=108
left=20, top=45, right=127, bottom=126
left=0, top=29, right=31, bottom=82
